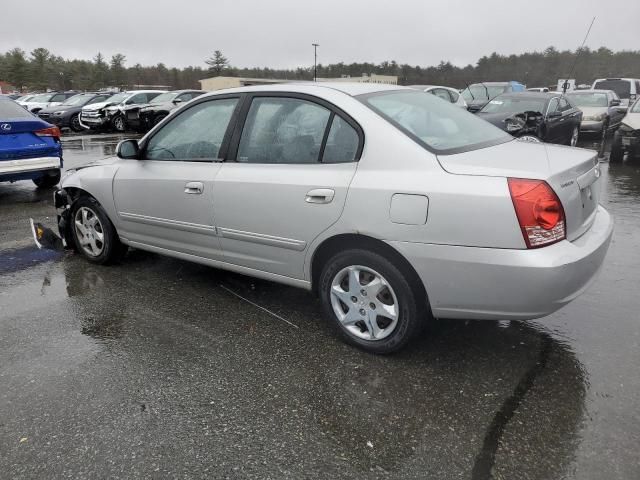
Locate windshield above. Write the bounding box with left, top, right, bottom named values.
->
left=102, top=92, right=128, bottom=104
left=593, top=80, right=631, bottom=99
left=150, top=92, right=179, bottom=104
left=29, top=93, right=54, bottom=103
left=480, top=96, right=547, bottom=114
left=461, top=84, right=507, bottom=102
left=362, top=90, right=511, bottom=153
left=62, top=94, right=94, bottom=106
left=566, top=93, right=608, bottom=107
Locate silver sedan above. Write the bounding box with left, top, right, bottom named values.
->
left=55, top=83, right=613, bottom=353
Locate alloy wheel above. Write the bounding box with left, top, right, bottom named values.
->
left=74, top=207, right=105, bottom=257
left=114, top=116, right=125, bottom=132
left=330, top=265, right=399, bottom=341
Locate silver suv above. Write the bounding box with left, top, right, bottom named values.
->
left=55, top=84, right=613, bottom=353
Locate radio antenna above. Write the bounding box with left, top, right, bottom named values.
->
left=563, top=16, right=596, bottom=93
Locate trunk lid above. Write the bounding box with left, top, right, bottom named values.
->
left=437, top=140, right=601, bottom=241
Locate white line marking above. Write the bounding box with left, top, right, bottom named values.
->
left=219, top=284, right=299, bottom=329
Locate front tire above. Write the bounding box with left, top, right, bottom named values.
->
left=70, top=196, right=127, bottom=264
left=319, top=249, right=425, bottom=354
left=570, top=126, right=580, bottom=147
left=112, top=115, right=126, bottom=132
left=517, top=134, right=542, bottom=143
left=610, top=136, right=624, bottom=163
left=69, top=113, right=84, bottom=133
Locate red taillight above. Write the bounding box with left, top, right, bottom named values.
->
left=34, top=126, right=61, bottom=141
left=508, top=178, right=566, bottom=249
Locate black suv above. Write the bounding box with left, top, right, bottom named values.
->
left=126, top=90, right=206, bottom=132
left=38, top=92, right=114, bottom=132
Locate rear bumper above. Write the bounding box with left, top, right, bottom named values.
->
left=0, top=156, right=61, bottom=176
left=389, top=205, right=613, bottom=321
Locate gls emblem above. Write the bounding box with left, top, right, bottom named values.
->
left=0, top=123, right=11, bottom=131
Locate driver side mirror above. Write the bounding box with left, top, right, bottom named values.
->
left=116, top=139, right=140, bottom=159
left=616, top=106, right=628, bottom=114
left=173, top=98, right=183, bottom=104
left=610, top=99, right=621, bottom=106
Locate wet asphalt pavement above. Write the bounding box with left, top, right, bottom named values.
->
left=1, top=133, right=639, bottom=479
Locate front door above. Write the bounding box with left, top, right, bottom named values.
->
left=113, top=97, right=240, bottom=260
left=213, top=95, right=363, bottom=279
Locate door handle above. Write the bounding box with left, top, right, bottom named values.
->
left=305, top=188, right=335, bottom=204
left=185, top=181, right=204, bottom=194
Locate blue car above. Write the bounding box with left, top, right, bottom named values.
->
left=0, top=96, right=63, bottom=188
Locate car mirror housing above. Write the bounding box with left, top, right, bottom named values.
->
left=616, top=106, right=628, bottom=114
left=116, top=139, right=140, bottom=159
left=173, top=98, right=183, bottom=104
left=610, top=99, right=621, bottom=106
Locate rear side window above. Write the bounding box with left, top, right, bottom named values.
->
left=322, top=116, right=359, bottom=163
left=0, top=99, right=33, bottom=119
left=237, top=97, right=331, bottom=164
left=594, top=80, right=631, bottom=99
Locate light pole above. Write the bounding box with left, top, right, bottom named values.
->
left=312, top=43, right=319, bottom=82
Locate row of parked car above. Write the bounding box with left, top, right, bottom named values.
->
left=13, top=89, right=205, bottom=134
left=415, top=78, right=639, bottom=157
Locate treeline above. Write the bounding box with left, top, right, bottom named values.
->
left=2, top=46, right=640, bottom=92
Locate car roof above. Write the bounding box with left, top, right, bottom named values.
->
left=201, top=82, right=406, bottom=98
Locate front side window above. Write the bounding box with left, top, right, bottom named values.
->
left=50, top=94, right=67, bottom=102
left=237, top=97, right=331, bottom=164
left=144, top=98, right=238, bottom=161
left=362, top=90, right=511, bottom=154
left=558, top=98, right=572, bottom=112
left=547, top=98, right=559, bottom=115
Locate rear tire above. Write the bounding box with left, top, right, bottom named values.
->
left=70, top=196, right=127, bottom=264
left=33, top=169, right=61, bottom=188
left=319, top=249, right=426, bottom=354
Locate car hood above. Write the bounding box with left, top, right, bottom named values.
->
left=621, top=112, right=640, bottom=130
left=70, top=156, right=119, bottom=172
left=82, top=101, right=116, bottom=111
left=476, top=112, right=508, bottom=128
left=39, top=104, right=80, bottom=114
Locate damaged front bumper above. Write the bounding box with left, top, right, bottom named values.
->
left=54, top=188, right=74, bottom=248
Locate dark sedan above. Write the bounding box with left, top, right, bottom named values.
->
left=477, top=92, right=582, bottom=146
left=37, top=92, right=114, bottom=132
left=125, top=90, right=205, bottom=132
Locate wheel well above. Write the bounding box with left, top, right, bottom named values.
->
left=310, top=233, right=430, bottom=309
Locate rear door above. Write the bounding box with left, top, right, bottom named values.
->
left=112, top=95, right=240, bottom=260
left=213, top=93, right=363, bottom=279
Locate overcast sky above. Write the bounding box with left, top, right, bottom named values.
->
left=3, top=0, right=639, bottom=70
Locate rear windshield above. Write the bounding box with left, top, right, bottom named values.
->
left=361, top=90, right=511, bottom=154
left=480, top=96, right=547, bottom=114
left=0, top=99, right=33, bottom=119
left=593, top=80, right=631, bottom=99
left=566, top=92, right=608, bottom=107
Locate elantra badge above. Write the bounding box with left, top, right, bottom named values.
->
left=0, top=123, right=11, bottom=131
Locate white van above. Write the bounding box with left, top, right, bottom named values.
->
left=591, top=78, right=640, bottom=106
